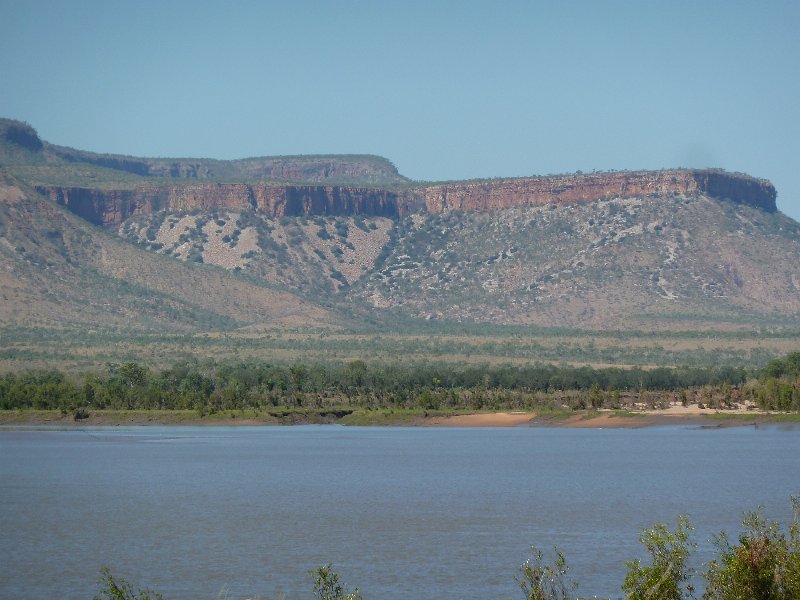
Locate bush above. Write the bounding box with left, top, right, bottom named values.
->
left=93, top=567, right=165, bottom=600
left=703, top=498, right=800, bottom=600
left=517, top=547, right=577, bottom=600
left=335, top=221, right=349, bottom=238
left=622, top=515, right=696, bottom=600
left=310, top=564, right=362, bottom=600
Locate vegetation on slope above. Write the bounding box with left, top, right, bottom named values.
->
left=119, top=209, right=393, bottom=295
left=351, top=197, right=800, bottom=328
left=117, top=193, right=800, bottom=330
left=0, top=172, right=335, bottom=331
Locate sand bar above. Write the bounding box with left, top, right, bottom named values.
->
left=421, top=412, right=537, bottom=427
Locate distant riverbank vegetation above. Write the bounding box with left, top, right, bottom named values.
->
left=2, top=352, right=798, bottom=418
left=3, top=323, right=797, bottom=377
left=94, top=498, right=800, bottom=599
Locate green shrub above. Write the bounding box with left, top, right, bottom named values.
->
left=703, top=498, right=800, bottom=600
left=622, top=515, right=696, bottom=600
left=335, top=221, right=349, bottom=238
left=310, top=564, right=362, bottom=600
left=517, top=547, right=577, bottom=600
left=93, top=567, right=165, bottom=600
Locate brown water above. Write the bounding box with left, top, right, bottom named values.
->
left=1, top=424, right=798, bottom=599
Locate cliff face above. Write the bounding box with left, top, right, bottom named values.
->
left=40, top=184, right=408, bottom=227
left=420, top=170, right=777, bottom=214
left=38, top=169, right=777, bottom=227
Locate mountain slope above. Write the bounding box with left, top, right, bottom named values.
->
left=351, top=195, right=800, bottom=329
left=117, top=192, right=800, bottom=330
left=2, top=118, right=799, bottom=334
left=0, top=172, right=333, bottom=332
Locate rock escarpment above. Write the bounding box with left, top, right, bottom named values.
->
left=38, top=169, right=777, bottom=228
left=420, top=170, right=776, bottom=214
left=40, top=184, right=408, bottom=227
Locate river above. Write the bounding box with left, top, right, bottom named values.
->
left=1, top=424, right=798, bottom=599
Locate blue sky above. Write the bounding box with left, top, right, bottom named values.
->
left=2, top=0, right=799, bottom=220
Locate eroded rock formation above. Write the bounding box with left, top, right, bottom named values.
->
left=38, top=169, right=777, bottom=227
left=421, top=170, right=776, bottom=214
left=39, top=184, right=408, bottom=227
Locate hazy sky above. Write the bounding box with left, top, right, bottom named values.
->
left=2, top=0, right=799, bottom=220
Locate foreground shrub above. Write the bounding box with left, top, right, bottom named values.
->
left=310, top=563, right=363, bottom=600
left=93, top=567, right=165, bottom=600
left=517, top=547, right=578, bottom=600
left=703, top=497, right=800, bottom=600
left=622, top=515, right=696, bottom=600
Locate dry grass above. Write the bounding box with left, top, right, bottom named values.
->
left=2, top=326, right=797, bottom=373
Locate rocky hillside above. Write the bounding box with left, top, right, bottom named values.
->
left=34, top=168, right=777, bottom=229
left=117, top=192, right=800, bottom=330
left=0, top=172, right=333, bottom=332
left=2, top=118, right=799, bottom=332
left=353, top=195, right=800, bottom=329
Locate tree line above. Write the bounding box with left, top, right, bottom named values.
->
left=1, top=352, right=798, bottom=414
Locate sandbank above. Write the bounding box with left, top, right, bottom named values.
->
left=421, top=411, right=537, bottom=427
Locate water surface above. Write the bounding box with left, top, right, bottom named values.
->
left=1, top=424, right=798, bottom=599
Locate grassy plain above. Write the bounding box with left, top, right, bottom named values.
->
left=2, top=323, right=798, bottom=374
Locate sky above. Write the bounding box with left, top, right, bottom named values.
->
left=2, top=0, right=799, bottom=220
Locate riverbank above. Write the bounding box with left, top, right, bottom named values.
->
left=1, top=405, right=798, bottom=428
left=421, top=407, right=799, bottom=428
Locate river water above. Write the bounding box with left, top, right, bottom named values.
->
left=1, top=424, right=798, bottom=599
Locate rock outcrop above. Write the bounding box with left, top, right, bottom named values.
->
left=420, top=170, right=776, bottom=214
left=38, top=169, right=777, bottom=228
left=39, top=184, right=408, bottom=227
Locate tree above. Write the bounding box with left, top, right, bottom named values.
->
left=118, top=363, right=148, bottom=388
left=589, top=383, right=604, bottom=409
left=345, top=360, right=368, bottom=388
left=93, top=567, right=165, bottom=600
left=290, top=363, right=308, bottom=391
left=517, top=547, right=578, bottom=600
left=622, top=515, right=696, bottom=600
left=310, top=564, right=362, bottom=600
left=703, top=498, right=800, bottom=600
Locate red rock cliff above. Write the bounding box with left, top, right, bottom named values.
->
left=420, top=170, right=776, bottom=213
left=40, top=184, right=406, bottom=227
left=38, top=169, right=776, bottom=227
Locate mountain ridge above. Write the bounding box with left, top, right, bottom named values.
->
left=1, top=118, right=406, bottom=186
left=2, top=119, right=776, bottom=226
left=1, top=118, right=798, bottom=336
left=35, top=168, right=778, bottom=229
